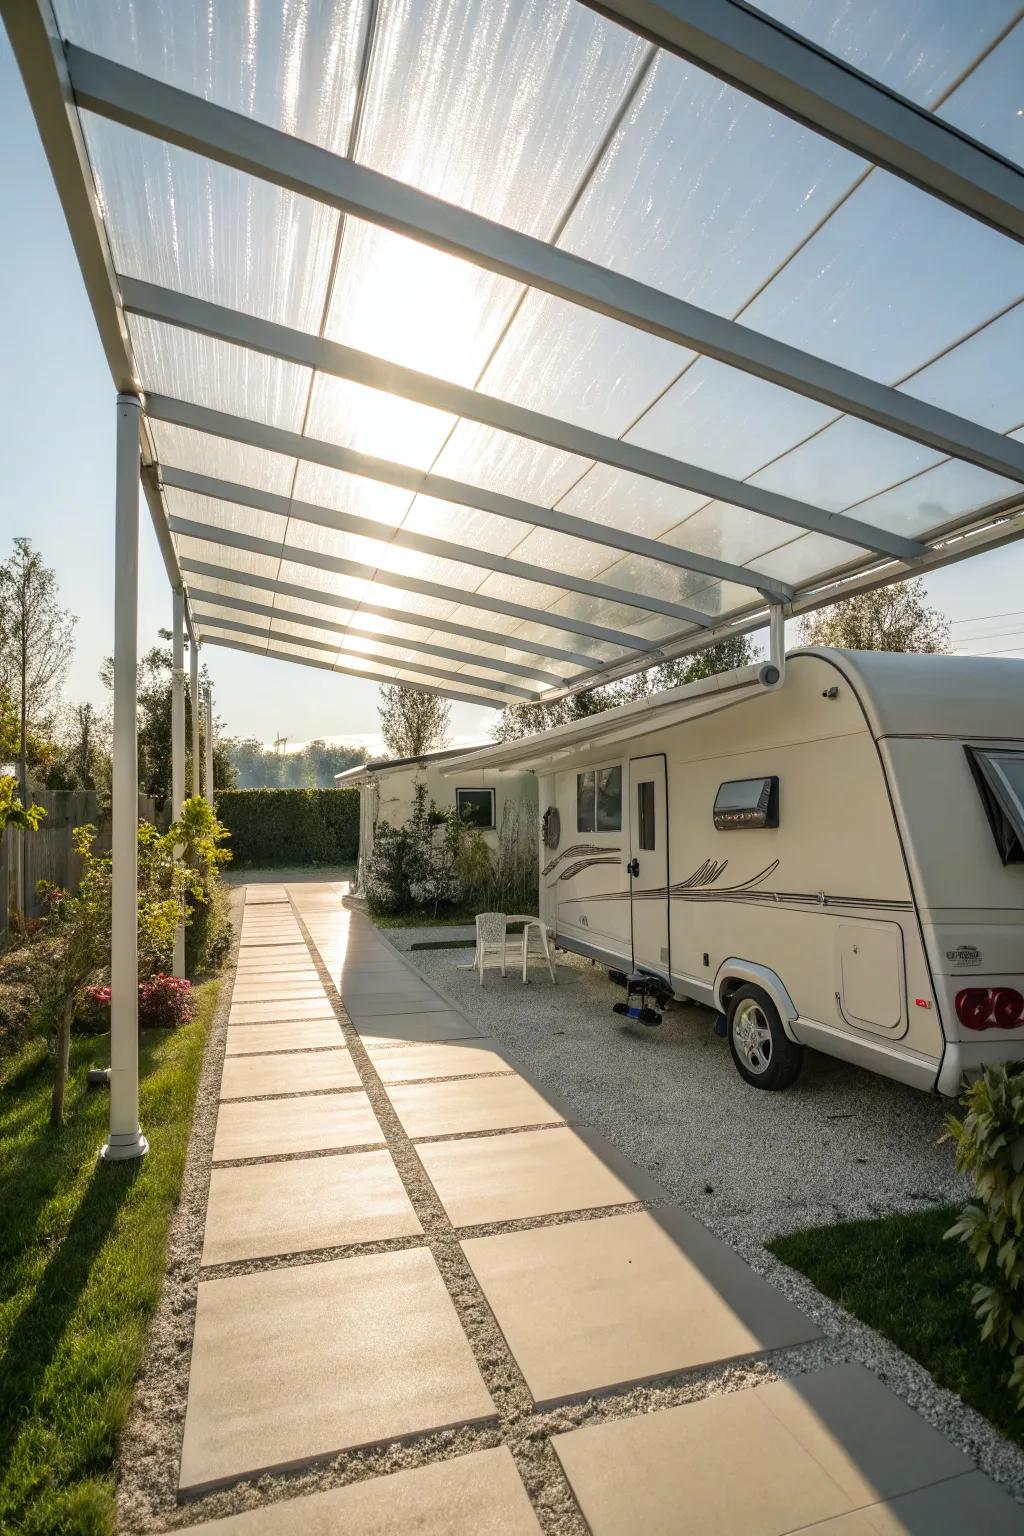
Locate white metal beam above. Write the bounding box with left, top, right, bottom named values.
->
left=122, top=277, right=924, bottom=564
left=203, top=684, right=214, bottom=809
left=102, top=392, right=147, bottom=1163
left=160, top=462, right=718, bottom=626
left=203, top=635, right=509, bottom=709
left=167, top=515, right=666, bottom=653
left=189, top=634, right=200, bottom=797
left=181, top=559, right=600, bottom=669
left=171, top=586, right=185, bottom=978
left=581, top=0, right=1024, bottom=244
left=195, top=613, right=539, bottom=699
left=187, top=586, right=566, bottom=685
left=68, top=46, right=1024, bottom=484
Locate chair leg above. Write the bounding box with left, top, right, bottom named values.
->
left=522, top=931, right=528, bottom=984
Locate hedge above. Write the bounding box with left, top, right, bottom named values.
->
left=216, top=788, right=360, bottom=866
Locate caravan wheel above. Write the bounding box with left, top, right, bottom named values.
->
left=727, top=986, right=803, bottom=1091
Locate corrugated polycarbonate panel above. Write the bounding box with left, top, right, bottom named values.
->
left=55, top=0, right=372, bottom=152
left=560, top=47, right=864, bottom=311
left=939, top=20, right=1024, bottom=168
left=149, top=423, right=297, bottom=494
left=129, top=320, right=311, bottom=430
left=80, top=115, right=339, bottom=330
left=755, top=0, right=1021, bottom=106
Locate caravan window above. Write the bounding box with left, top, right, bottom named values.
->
left=577, top=766, right=622, bottom=832
left=966, top=748, right=1024, bottom=864
left=456, top=787, right=495, bottom=829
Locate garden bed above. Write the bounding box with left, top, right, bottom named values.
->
left=770, top=1207, right=1024, bottom=1451
left=0, top=980, right=220, bottom=1535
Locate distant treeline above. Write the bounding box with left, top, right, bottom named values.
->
left=223, top=737, right=368, bottom=789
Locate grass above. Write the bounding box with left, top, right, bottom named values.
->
left=770, top=1206, right=1024, bottom=1450
left=0, top=981, right=219, bottom=1536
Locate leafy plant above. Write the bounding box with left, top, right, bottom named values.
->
left=945, top=1064, right=1024, bottom=1408
left=216, top=787, right=359, bottom=865
left=0, top=774, right=46, bottom=834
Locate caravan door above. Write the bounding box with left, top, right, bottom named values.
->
left=628, top=755, right=670, bottom=979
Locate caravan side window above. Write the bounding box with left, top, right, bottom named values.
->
left=966, top=747, right=1024, bottom=864
left=577, top=766, right=622, bottom=832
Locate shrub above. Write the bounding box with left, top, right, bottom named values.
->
left=946, top=1064, right=1024, bottom=1409
left=139, top=973, right=196, bottom=1029
left=216, top=788, right=359, bottom=865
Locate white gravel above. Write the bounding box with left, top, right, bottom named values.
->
left=388, top=929, right=964, bottom=1246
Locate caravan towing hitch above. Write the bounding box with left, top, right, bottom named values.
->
left=610, top=969, right=674, bottom=1028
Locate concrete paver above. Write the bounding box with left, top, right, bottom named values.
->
left=212, top=1092, right=382, bottom=1162
left=201, top=1149, right=422, bottom=1265
left=354, top=1011, right=484, bottom=1043
left=550, top=1364, right=982, bottom=1536
left=387, top=1074, right=566, bottom=1140
left=219, top=1049, right=362, bottom=1100
left=170, top=882, right=1012, bottom=1533
left=174, top=1447, right=541, bottom=1534
left=345, top=991, right=453, bottom=1018
left=229, top=998, right=336, bottom=1023
left=418, top=1126, right=654, bottom=1227
left=369, top=1037, right=513, bottom=1084
left=225, top=1020, right=343, bottom=1054
left=179, top=1249, right=497, bottom=1493
left=462, top=1209, right=819, bottom=1405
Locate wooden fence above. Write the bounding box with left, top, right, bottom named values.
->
left=1, top=791, right=165, bottom=935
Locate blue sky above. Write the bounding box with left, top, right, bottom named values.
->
left=1, top=29, right=1021, bottom=757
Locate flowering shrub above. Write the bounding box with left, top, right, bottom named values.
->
left=42, top=884, right=72, bottom=919
left=139, top=973, right=196, bottom=1029
left=78, top=983, right=112, bottom=1034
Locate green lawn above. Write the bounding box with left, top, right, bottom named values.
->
left=0, top=982, right=219, bottom=1536
left=770, top=1206, right=1024, bottom=1450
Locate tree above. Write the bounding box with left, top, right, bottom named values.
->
left=45, top=701, right=111, bottom=791
left=799, top=578, right=949, bottom=653
left=101, top=637, right=237, bottom=805
left=378, top=685, right=451, bottom=758
left=492, top=634, right=757, bottom=743
left=221, top=736, right=368, bottom=788
left=0, top=539, right=77, bottom=802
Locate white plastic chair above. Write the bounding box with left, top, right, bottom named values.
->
left=475, top=912, right=508, bottom=985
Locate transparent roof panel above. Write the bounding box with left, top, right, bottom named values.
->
left=81, top=116, right=338, bottom=330
left=560, top=48, right=864, bottom=310
left=17, top=0, right=1024, bottom=711
left=938, top=19, right=1024, bottom=168
left=55, top=0, right=372, bottom=151
left=755, top=1, right=1022, bottom=105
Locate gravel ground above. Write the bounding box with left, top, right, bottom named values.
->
left=388, top=928, right=965, bottom=1247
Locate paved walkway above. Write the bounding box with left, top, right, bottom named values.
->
left=174, top=883, right=1022, bottom=1533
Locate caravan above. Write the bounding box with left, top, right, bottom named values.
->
left=449, top=649, right=1024, bottom=1097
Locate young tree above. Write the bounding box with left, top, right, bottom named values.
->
left=799, top=577, right=950, bottom=653
left=0, top=538, right=77, bottom=802
left=378, top=685, right=451, bottom=758
left=45, top=701, right=111, bottom=791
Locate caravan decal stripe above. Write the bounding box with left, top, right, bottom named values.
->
left=542, top=842, right=621, bottom=876
left=554, top=857, right=912, bottom=912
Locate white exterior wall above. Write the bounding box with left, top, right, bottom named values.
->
left=354, top=762, right=537, bottom=892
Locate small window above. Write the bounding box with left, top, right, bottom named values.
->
left=637, top=780, right=656, bottom=850
left=456, top=787, right=495, bottom=829
left=577, top=765, right=622, bottom=832
left=577, top=770, right=596, bottom=832
left=713, top=776, right=779, bottom=830
left=966, top=747, right=1024, bottom=864
left=596, top=765, right=622, bottom=832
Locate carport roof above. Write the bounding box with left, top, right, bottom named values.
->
left=6, top=0, right=1024, bottom=710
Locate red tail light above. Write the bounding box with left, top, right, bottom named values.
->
left=955, top=987, right=1024, bottom=1031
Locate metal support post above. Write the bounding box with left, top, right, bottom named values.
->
left=190, top=635, right=200, bottom=797
left=204, top=684, right=215, bottom=809
left=102, top=393, right=148, bottom=1162
left=768, top=602, right=787, bottom=686
left=171, top=587, right=185, bottom=979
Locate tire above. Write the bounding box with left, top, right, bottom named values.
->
left=726, top=984, right=803, bottom=1091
